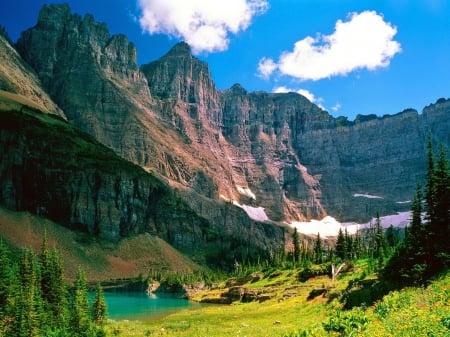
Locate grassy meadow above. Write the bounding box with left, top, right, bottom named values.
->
left=104, top=263, right=450, bottom=337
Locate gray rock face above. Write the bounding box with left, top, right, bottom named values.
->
left=16, top=3, right=153, bottom=152
left=0, top=109, right=285, bottom=264
left=13, top=4, right=450, bottom=229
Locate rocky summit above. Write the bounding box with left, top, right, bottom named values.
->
left=0, top=4, right=449, bottom=266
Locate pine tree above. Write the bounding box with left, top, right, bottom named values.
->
left=69, top=267, right=92, bottom=337
left=314, top=233, right=323, bottom=264
left=292, top=228, right=300, bottom=266
left=92, top=283, right=107, bottom=327
left=14, top=249, right=43, bottom=337
left=40, top=234, right=67, bottom=327
left=335, top=228, right=346, bottom=260
left=0, top=239, right=16, bottom=335
left=432, top=144, right=450, bottom=256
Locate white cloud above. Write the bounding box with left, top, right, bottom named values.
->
left=257, top=57, right=277, bottom=79
left=138, top=0, right=269, bottom=53
left=273, top=86, right=315, bottom=102
left=273, top=86, right=325, bottom=109
left=332, top=102, right=341, bottom=111
left=259, top=11, right=401, bottom=81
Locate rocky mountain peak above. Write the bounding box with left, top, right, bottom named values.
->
left=36, top=3, right=71, bottom=29
left=166, top=41, right=193, bottom=57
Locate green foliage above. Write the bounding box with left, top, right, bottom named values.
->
left=313, top=233, right=323, bottom=264
left=92, top=283, right=107, bottom=328
left=384, top=139, right=449, bottom=284
left=322, top=308, right=368, bottom=336
left=0, top=236, right=107, bottom=337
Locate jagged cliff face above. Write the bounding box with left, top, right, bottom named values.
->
left=10, top=4, right=450, bottom=230
left=0, top=106, right=285, bottom=266
left=16, top=4, right=153, bottom=152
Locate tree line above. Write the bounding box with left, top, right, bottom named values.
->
left=0, top=234, right=107, bottom=337
left=285, top=137, right=448, bottom=283
left=384, top=138, right=449, bottom=284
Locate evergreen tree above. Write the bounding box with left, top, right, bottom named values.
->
left=14, top=249, right=43, bottom=337
left=40, top=234, right=67, bottom=327
left=292, top=228, right=300, bottom=266
left=431, top=144, right=450, bottom=256
left=345, top=229, right=353, bottom=260
left=424, top=135, right=436, bottom=225
left=92, top=283, right=107, bottom=327
left=384, top=141, right=449, bottom=283
left=335, top=228, right=346, bottom=260
left=314, top=233, right=323, bottom=264
left=69, top=267, right=92, bottom=337
left=385, top=225, right=396, bottom=250
left=0, top=239, right=16, bottom=335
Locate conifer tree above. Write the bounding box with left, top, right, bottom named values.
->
left=314, top=233, right=323, bottom=264
left=292, top=228, right=300, bottom=266
left=431, top=144, right=450, bottom=256
left=92, top=283, right=107, bottom=327
left=0, top=239, right=16, bottom=335
left=335, top=228, right=346, bottom=260
left=14, top=249, right=43, bottom=337
left=69, top=267, right=92, bottom=337
left=40, top=234, right=66, bottom=327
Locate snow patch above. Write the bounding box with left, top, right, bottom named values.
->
left=361, top=211, right=411, bottom=229
left=290, top=216, right=358, bottom=238
left=353, top=193, right=383, bottom=199
left=290, top=211, right=412, bottom=237
left=396, top=200, right=411, bottom=204
left=233, top=201, right=268, bottom=222
left=237, top=186, right=256, bottom=200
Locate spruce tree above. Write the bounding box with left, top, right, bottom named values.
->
left=69, top=267, right=92, bottom=337
left=92, top=283, right=107, bottom=327
left=0, top=239, right=16, bottom=335
left=14, top=249, right=43, bottom=337
left=314, top=233, right=323, bottom=264
left=335, top=228, right=346, bottom=260
left=292, top=228, right=300, bottom=266
left=40, top=235, right=66, bottom=328
left=432, top=144, right=450, bottom=256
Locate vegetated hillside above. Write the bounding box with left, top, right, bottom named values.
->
left=0, top=92, right=285, bottom=269
left=0, top=206, right=201, bottom=281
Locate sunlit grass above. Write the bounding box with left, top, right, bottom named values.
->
left=104, top=264, right=450, bottom=337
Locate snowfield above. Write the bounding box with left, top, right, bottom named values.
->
left=353, top=193, right=383, bottom=199
left=290, top=211, right=412, bottom=237
left=233, top=201, right=269, bottom=222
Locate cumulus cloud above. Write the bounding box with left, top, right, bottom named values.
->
left=257, top=57, right=277, bottom=79
left=138, top=0, right=269, bottom=53
left=332, top=102, right=341, bottom=111
left=258, top=11, right=401, bottom=81
left=273, top=86, right=324, bottom=109
left=273, top=86, right=315, bottom=102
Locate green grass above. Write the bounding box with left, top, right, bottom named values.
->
left=103, top=264, right=450, bottom=337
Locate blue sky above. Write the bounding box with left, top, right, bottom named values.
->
left=1, top=0, right=449, bottom=119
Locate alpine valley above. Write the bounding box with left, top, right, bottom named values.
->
left=0, top=4, right=449, bottom=276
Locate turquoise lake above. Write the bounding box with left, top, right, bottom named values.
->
left=96, top=291, right=202, bottom=321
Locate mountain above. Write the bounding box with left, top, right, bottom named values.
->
left=0, top=4, right=449, bottom=266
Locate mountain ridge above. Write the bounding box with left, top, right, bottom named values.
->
left=1, top=4, right=449, bottom=251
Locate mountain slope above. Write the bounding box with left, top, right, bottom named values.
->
left=16, top=4, right=449, bottom=227
left=0, top=91, right=284, bottom=267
